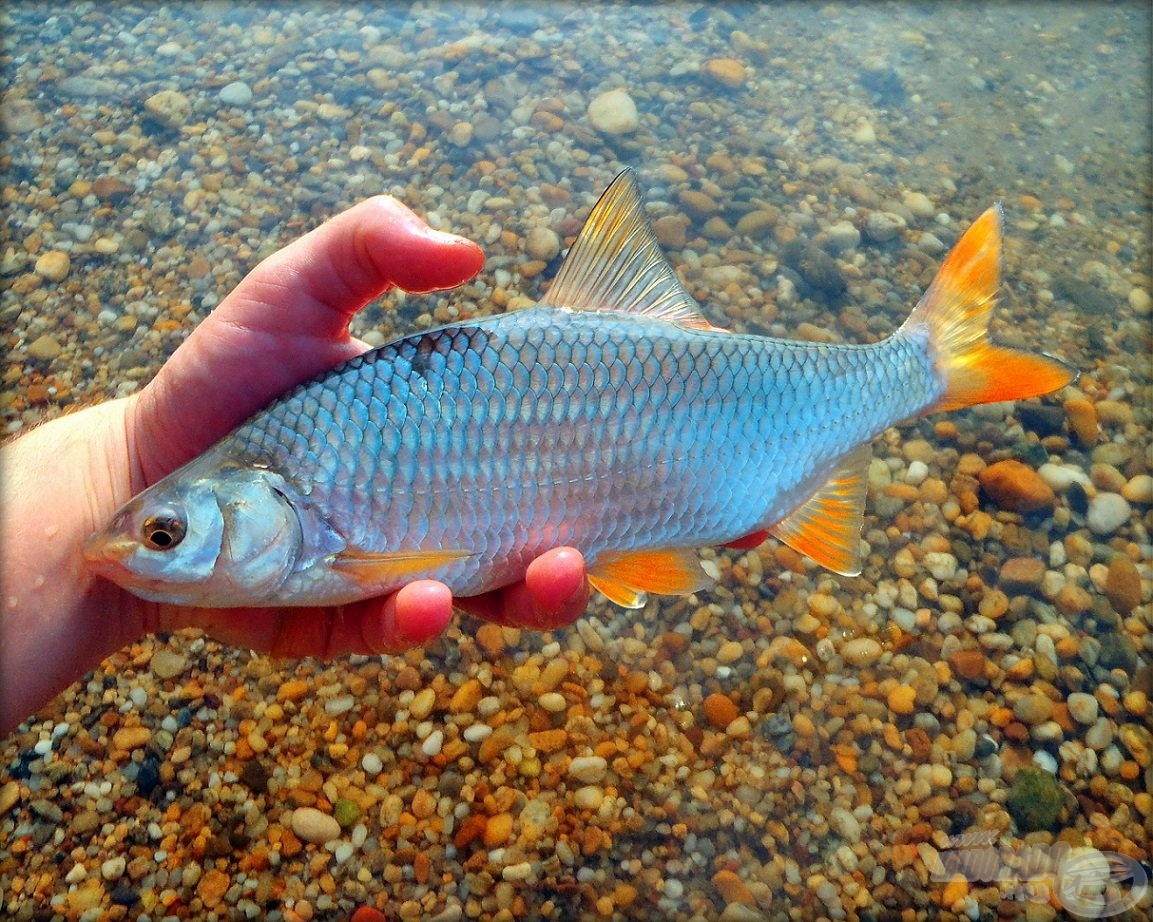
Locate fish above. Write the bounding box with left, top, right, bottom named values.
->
left=85, top=169, right=1076, bottom=609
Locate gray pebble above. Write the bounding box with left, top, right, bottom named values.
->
left=218, top=81, right=254, bottom=106
left=1086, top=492, right=1131, bottom=535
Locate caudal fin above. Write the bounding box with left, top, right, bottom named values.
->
left=902, top=204, right=1076, bottom=412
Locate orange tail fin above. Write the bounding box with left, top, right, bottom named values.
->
left=902, top=204, right=1076, bottom=411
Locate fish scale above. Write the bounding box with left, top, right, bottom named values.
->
left=85, top=169, right=1075, bottom=609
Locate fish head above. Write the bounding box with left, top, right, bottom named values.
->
left=84, top=466, right=303, bottom=606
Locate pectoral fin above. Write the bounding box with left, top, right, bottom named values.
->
left=588, top=546, right=712, bottom=609
left=332, top=548, right=475, bottom=587
left=768, top=445, right=871, bottom=576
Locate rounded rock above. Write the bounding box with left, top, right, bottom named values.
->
left=701, top=58, right=748, bottom=89
left=1066, top=692, right=1099, bottom=726
left=864, top=211, right=906, bottom=242
left=525, top=226, right=561, bottom=262
left=34, top=250, right=70, bottom=282
left=978, top=459, right=1055, bottom=513
left=587, top=89, right=638, bottom=135
left=144, top=89, right=192, bottom=128
left=291, top=806, right=342, bottom=844
left=218, top=81, right=253, bottom=106
left=1086, top=493, right=1130, bottom=535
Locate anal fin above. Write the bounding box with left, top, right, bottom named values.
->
left=588, top=546, right=711, bottom=610
left=332, top=548, right=475, bottom=588
left=768, top=445, right=871, bottom=576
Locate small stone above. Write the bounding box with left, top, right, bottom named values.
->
left=1121, top=473, right=1153, bottom=504
left=678, top=189, right=719, bottom=217
left=701, top=58, right=748, bottom=89
left=484, top=812, right=514, bottom=846
left=1000, top=557, right=1046, bottom=591
left=1086, top=493, right=1130, bottom=535
left=567, top=755, right=608, bottom=783
left=525, top=226, right=561, bottom=262
left=333, top=798, right=361, bottom=828
left=1104, top=556, right=1142, bottom=615
left=841, top=637, right=883, bottom=667
left=144, top=89, right=191, bottom=128
left=948, top=649, right=986, bottom=680
left=825, top=221, right=861, bottom=252
left=196, top=868, right=230, bottom=908
left=277, top=679, right=309, bottom=702
left=887, top=684, right=917, bottom=715
left=1013, top=693, right=1054, bottom=725
left=572, top=785, right=604, bottom=810
left=1097, top=633, right=1138, bottom=673
left=902, top=191, right=935, bottom=219
left=735, top=208, right=779, bottom=239
left=702, top=692, right=739, bottom=728
left=34, top=250, right=70, bottom=282
left=101, top=856, right=126, bottom=880
left=712, top=869, right=756, bottom=905
left=1066, top=692, right=1099, bottom=726
left=1063, top=398, right=1099, bottom=446
left=112, top=726, right=151, bottom=751
left=448, top=121, right=473, bottom=147
left=864, top=211, right=906, bottom=242
left=978, top=459, right=1055, bottom=513
left=587, top=89, right=638, bottom=134
left=409, top=687, right=436, bottom=720
left=27, top=334, right=63, bottom=361
left=716, top=640, right=744, bottom=664
left=291, top=807, right=341, bottom=844
left=218, top=81, right=253, bottom=106
left=1129, top=287, right=1151, bottom=315
left=1118, top=723, right=1153, bottom=768
left=149, top=649, right=187, bottom=680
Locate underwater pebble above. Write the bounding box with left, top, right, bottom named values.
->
left=587, top=89, right=638, bottom=134
left=1086, top=493, right=1130, bottom=535
left=34, top=250, right=70, bottom=282
left=218, top=81, right=253, bottom=106
left=292, top=807, right=341, bottom=844
left=567, top=755, right=608, bottom=783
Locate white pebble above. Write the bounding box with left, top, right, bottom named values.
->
left=361, top=752, right=383, bottom=775
left=567, top=755, right=607, bottom=783
left=291, top=807, right=341, bottom=844
left=101, top=856, right=126, bottom=880
left=905, top=460, right=929, bottom=485
left=1086, top=493, right=1131, bottom=535
left=218, top=81, right=253, bottom=106
left=421, top=729, right=444, bottom=757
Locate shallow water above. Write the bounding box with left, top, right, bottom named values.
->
left=2, top=3, right=1150, bottom=920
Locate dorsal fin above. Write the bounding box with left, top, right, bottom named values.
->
left=768, top=444, right=871, bottom=576
left=541, top=169, right=722, bottom=331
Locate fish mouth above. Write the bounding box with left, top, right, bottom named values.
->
left=82, top=533, right=135, bottom=570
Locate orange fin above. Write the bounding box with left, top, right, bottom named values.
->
left=332, top=548, right=474, bottom=587
left=541, top=169, right=726, bottom=332
left=769, top=445, right=871, bottom=576
left=901, top=204, right=1076, bottom=411
left=588, top=546, right=711, bottom=610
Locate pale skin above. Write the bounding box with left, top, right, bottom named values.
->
left=0, top=196, right=590, bottom=737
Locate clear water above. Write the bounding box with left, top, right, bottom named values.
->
left=1, top=3, right=1149, bottom=921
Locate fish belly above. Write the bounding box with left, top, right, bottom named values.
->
left=235, top=308, right=939, bottom=599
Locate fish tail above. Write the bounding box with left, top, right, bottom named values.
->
left=901, top=204, right=1076, bottom=412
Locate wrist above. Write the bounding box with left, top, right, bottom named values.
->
left=0, top=397, right=145, bottom=734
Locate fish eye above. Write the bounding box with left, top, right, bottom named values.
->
left=141, top=511, right=187, bottom=551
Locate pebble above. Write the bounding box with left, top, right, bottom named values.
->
left=716, top=640, right=744, bottom=664
left=525, top=226, right=561, bottom=262
left=701, top=58, right=748, bottom=89
left=1118, top=723, right=1152, bottom=768
left=409, top=687, right=436, bottom=720
left=1104, top=556, right=1142, bottom=615
left=1086, top=492, right=1131, bottom=535
left=111, top=726, right=151, bottom=751
left=978, top=460, right=1055, bottom=513
left=291, top=807, right=342, bottom=844
left=841, top=637, right=883, bottom=667
left=825, top=220, right=861, bottom=251
left=1129, top=287, right=1151, bottom=315
left=218, top=81, right=253, bottom=106
left=567, top=755, right=608, bottom=783
left=144, top=89, right=191, bottom=127
left=33, top=250, right=70, bottom=282
left=1063, top=398, right=1099, bottom=446
left=999, top=556, right=1046, bottom=591
left=149, top=649, right=188, bottom=679
left=587, top=89, right=638, bottom=134
left=26, top=334, right=63, bottom=361
left=887, top=685, right=917, bottom=715
left=703, top=692, right=739, bottom=728
left=1066, top=692, right=1099, bottom=726
left=864, top=211, right=906, bottom=242
left=1121, top=473, right=1153, bottom=504
left=1013, top=694, right=1054, bottom=725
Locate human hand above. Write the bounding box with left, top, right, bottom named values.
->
left=0, top=196, right=588, bottom=734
